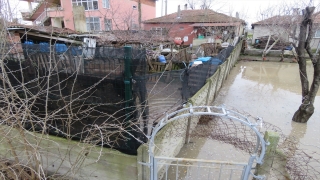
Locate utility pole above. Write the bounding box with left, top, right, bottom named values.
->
left=161, top=0, right=163, bottom=16
left=165, top=0, right=167, bottom=15
left=138, top=0, right=141, bottom=29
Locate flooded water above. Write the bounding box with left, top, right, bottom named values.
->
left=163, top=61, right=320, bottom=180
left=213, top=61, right=320, bottom=148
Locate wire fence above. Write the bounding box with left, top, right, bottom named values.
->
left=2, top=44, right=148, bottom=154
left=183, top=45, right=237, bottom=101
left=183, top=113, right=320, bottom=179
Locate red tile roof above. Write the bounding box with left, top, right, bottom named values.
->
left=252, top=12, right=320, bottom=27
left=143, top=9, right=245, bottom=24
left=251, top=15, right=299, bottom=27
left=190, top=22, right=242, bottom=27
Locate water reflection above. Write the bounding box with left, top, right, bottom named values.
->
left=163, top=61, right=320, bottom=179
left=239, top=61, right=318, bottom=96
left=215, top=60, right=320, bottom=157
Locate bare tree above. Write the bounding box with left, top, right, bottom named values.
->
left=292, top=6, right=320, bottom=123
left=0, top=3, right=152, bottom=180
left=199, top=0, right=213, bottom=9
left=185, top=0, right=197, bottom=9
left=185, top=0, right=214, bottom=10
left=254, top=2, right=320, bottom=123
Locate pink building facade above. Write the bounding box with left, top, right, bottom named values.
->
left=20, top=0, right=156, bottom=32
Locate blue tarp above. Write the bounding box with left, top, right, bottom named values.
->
left=39, top=42, right=50, bottom=52
left=196, top=57, right=211, bottom=62
left=210, top=58, right=222, bottom=65
left=55, top=43, right=68, bottom=53
left=190, top=57, right=222, bottom=66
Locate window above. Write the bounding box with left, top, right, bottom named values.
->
left=151, top=27, right=167, bottom=35
left=132, top=24, right=138, bottom=30
left=104, top=18, right=112, bottom=31
left=103, top=0, right=110, bottom=8
left=86, top=17, right=100, bottom=32
left=72, top=0, right=98, bottom=10
left=315, top=30, right=320, bottom=38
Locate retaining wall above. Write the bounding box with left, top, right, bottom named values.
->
left=0, top=126, right=137, bottom=180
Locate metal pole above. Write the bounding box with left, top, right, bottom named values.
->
left=165, top=0, right=167, bottom=15
left=242, top=155, right=256, bottom=180
left=161, top=0, right=164, bottom=16
left=124, top=46, right=133, bottom=146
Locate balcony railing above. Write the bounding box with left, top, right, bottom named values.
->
left=34, top=10, right=48, bottom=26
left=20, top=1, right=62, bottom=23
left=46, top=6, right=63, bottom=12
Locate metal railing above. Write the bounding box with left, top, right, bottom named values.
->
left=34, top=10, right=48, bottom=26
left=154, top=156, right=248, bottom=180
left=147, top=105, right=267, bottom=180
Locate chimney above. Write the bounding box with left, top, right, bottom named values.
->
left=177, top=5, right=181, bottom=18
left=184, top=4, right=188, bottom=10
left=236, top=12, right=239, bottom=19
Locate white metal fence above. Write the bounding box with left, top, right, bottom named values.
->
left=154, top=156, right=250, bottom=180
left=147, top=106, right=267, bottom=180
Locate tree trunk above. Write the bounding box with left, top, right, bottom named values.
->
left=292, top=98, right=315, bottom=123
left=292, top=6, right=320, bottom=123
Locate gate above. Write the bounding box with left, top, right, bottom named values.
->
left=146, top=105, right=267, bottom=180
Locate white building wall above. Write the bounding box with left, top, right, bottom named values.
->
left=252, top=25, right=290, bottom=45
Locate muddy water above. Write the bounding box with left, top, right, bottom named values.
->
left=164, top=61, right=320, bottom=180
left=212, top=61, right=320, bottom=149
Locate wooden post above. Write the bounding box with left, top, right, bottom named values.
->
left=185, top=116, right=192, bottom=144
left=214, top=67, right=221, bottom=98
left=254, top=131, right=280, bottom=179
left=205, top=79, right=213, bottom=106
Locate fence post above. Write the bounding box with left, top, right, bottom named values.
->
left=205, top=78, right=213, bottom=106
left=124, top=46, right=133, bottom=146
left=185, top=103, right=193, bottom=144
left=124, top=46, right=133, bottom=110
left=222, top=59, right=229, bottom=82
left=254, top=131, right=280, bottom=179
left=214, top=67, right=221, bottom=98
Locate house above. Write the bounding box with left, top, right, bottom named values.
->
left=19, top=0, right=156, bottom=32
left=143, top=5, right=246, bottom=46
left=251, top=15, right=297, bottom=47
left=251, top=11, right=320, bottom=50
